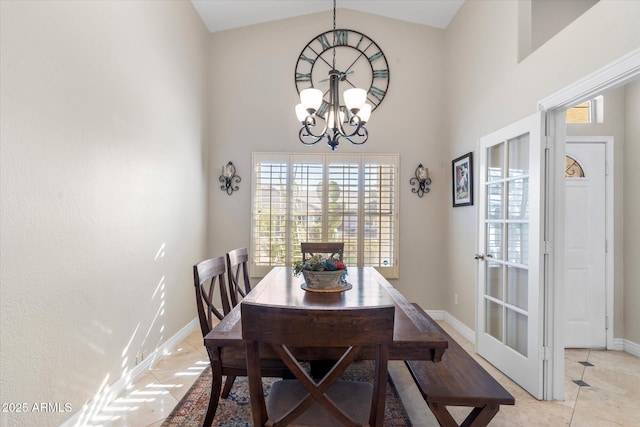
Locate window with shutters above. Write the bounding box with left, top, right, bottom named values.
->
left=251, top=153, right=399, bottom=278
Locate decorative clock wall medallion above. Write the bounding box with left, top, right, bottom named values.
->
left=295, top=29, right=390, bottom=120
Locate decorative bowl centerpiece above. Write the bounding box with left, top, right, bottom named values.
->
left=293, top=254, right=348, bottom=291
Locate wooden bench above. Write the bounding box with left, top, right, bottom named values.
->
left=405, top=304, right=515, bottom=427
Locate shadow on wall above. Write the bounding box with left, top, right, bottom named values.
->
left=71, top=242, right=172, bottom=425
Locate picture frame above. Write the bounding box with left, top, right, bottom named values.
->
left=452, top=152, right=473, bottom=207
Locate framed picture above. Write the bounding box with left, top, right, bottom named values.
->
left=452, top=152, right=473, bottom=207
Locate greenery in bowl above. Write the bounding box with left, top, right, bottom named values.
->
left=293, top=254, right=346, bottom=276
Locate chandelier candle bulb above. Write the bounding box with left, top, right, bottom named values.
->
left=359, top=104, right=372, bottom=123
left=295, top=104, right=308, bottom=122
left=344, top=88, right=367, bottom=112
left=328, top=110, right=345, bottom=128
left=300, top=88, right=323, bottom=112
left=328, top=110, right=336, bottom=128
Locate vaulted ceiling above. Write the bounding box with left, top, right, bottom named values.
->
left=191, top=0, right=465, bottom=33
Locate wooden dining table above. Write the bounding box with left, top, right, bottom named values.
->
left=205, top=266, right=449, bottom=362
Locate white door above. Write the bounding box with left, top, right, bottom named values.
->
left=564, top=141, right=606, bottom=348
left=477, top=112, right=545, bottom=399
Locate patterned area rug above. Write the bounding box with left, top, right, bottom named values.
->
left=162, top=360, right=412, bottom=426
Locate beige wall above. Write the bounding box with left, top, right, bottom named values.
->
left=206, top=9, right=449, bottom=307
left=624, top=80, right=640, bottom=344
left=443, top=0, right=640, bottom=332
left=531, top=0, right=599, bottom=52
left=0, top=1, right=210, bottom=425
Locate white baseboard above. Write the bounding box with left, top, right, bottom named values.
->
left=425, top=310, right=476, bottom=345
left=612, top=338, right=625, bottom=351
left=444, top=311, right=476, bottom=344
left=613, top=339, right=640, bottom=357
left=433, top=313, right=639, bottom=359
left=424, top=309, right=445, bottom=320
left=61, top=318, right=199, bottom=427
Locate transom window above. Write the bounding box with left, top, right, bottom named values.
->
left=566, top=95, right=604, bottom=124
left=251, top=153, right=399, bottom=278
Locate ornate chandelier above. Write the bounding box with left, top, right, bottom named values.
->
left=295, top=0, right=372, bottom=150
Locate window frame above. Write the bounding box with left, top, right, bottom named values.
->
left=250, top=152, right=399, bottom=279
left=566, top=95, right=604, bottom=124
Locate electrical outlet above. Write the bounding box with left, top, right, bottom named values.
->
left=454, top=294, right=459, bottom=305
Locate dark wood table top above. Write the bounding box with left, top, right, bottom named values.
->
left=205, top=266, right=448, bottom=361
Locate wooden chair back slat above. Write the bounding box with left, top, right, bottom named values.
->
left=301, top=242, right=344, bottom=262
left=193, top=256, right=231, bottom=336
left=226, top=247, right=251, bottom=307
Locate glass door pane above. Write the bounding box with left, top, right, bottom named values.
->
left=483, top=133, right=530, bottom=357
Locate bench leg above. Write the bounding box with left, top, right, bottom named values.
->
left=428, top=402, right=459, bottom=427
left=461, top=404, right=499, bottom=427
left=428, top=402, right=500, bottom=427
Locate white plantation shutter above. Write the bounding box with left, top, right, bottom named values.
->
left=251, top=153, right=398, bottom=278
left=328, top=160, right=359, bottom=267
left=363, top=160, right=396, bottom=269
left=252, top=154, right=288, bottom=268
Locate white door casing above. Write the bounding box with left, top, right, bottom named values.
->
left=537, top=48, right=637, bottom=400
left=477, top=111, right=545, bottom=399
left=564, top=139, right=609, bottom=348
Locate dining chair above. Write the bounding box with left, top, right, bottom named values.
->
left=226, top=247, right=251, bottom=308
left=193, top=256, right=237, bottom=425
left=242, top=302, right=395, bottom=427
left=301, top=242, right=344, bottom=262
left=194, top=257, right=292, bottom=427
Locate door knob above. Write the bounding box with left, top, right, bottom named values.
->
left=474, top=254, right=484, bottom=260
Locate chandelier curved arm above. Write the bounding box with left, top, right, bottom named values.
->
left=303, top=115, right=329, bottom=137
left=299, top=118, right=329, bottom=145
left=341, top=124, right=368, bottom=145
left=337, top=114, right=368, bottom=145
left=299, top=127, right=328, bottom=146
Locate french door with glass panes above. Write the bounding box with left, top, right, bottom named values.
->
left=477, top=112, right=545, bottom=399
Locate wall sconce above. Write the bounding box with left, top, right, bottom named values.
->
left=410, top=164, right=431, bottom=197
left=219, top=161, right=240, bottom=195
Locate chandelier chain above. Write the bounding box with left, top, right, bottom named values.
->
left=332, top=0, right=336, bottom=69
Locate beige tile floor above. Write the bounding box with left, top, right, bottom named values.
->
left=89, top=321, right=640, bottom=427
